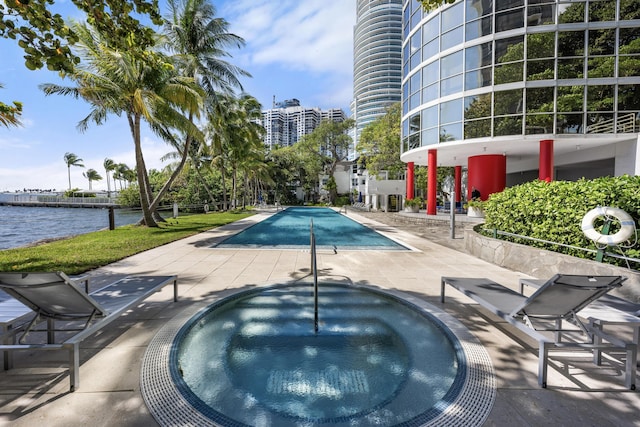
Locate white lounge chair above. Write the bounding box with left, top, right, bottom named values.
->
left=0, top=272, right=178, bottom=391
left=441, top=274, right=636, bottom=389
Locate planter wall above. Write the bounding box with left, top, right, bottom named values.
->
left=465, top=228, right=640, bottom=303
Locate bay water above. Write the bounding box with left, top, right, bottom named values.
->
left=0, top=205, right=142, bottom=250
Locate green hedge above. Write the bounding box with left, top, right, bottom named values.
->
left=482, top=175, right=640, bottom=266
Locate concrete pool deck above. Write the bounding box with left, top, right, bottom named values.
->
left=1, top=209, right=638, bottom=426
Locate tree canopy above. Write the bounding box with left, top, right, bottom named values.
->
left=356, top=102, right=404, bottom=179
left=0, top=0, right=162, bottom=72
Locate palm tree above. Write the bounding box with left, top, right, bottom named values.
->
left=63, top=152, right=85, bottom=190
left=0, top=83, right=22, bottom=128
left=83, top=168, right=102, bottom=190
left=147, top=0, right=248, bottom=214
left=103, top=158, right=116, bottom=197
left=41, top=22, right=202, bottom=227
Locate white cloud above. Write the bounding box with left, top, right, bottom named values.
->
left=223, top=0, right=355, bottom=77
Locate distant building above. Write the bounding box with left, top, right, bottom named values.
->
left=259, top=99, right=346, bottom=149
left=351, top=0, right=403, bottom=150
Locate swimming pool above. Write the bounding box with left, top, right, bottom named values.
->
left=214, top=207, right=408, bottom=250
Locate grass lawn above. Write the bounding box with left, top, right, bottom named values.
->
left=0, top=211, right=253, bottom=275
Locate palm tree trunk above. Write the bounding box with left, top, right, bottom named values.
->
left=220, top=163, right=228, bottom=211
left=194, top=167, right=217, bottom=209
left=129, top=114, right=158, bottom=227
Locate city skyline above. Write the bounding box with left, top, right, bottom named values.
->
left=0, top=0, right=356, bottom=192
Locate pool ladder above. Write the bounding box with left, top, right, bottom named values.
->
left=310, top=220, right=319, bottom=333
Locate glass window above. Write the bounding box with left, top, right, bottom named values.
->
left=496, top=0, right=524, bottom=12
left=527, top=3, right=555, bottom=25
left=402, top=118, right=409, bottom=137
left=494, top=116, right=523, bottom=136
left=422, top=105, right=438, bottom=127
left=423, top=39, right=439, bottom=61
left=411, top=7, right=422, bottom=28
left=409, top=133, right=420, bottom=150
left=525, top=114, right=554, bottom=134
left=558, top=1, right=585, bottom=23
left=558, top=30, right=585, bottom=57
left=587, top=57, right=614, bottom=78
left=440, top=98, right=463, bottom=124
left=557, top=57, right=584, bottom=79
left=422, top=83, right=439, bottom=103
left=620, top=28, right=640, bottom=54
left=494, top=62, right=523, bottom=84
left=557, top=86, right=584, bottom=112
left=410, top=92, right=421, bottom=110
left=527, top=32, right=555, bottom=59
left=621, top=0, right=640, bottom=20
left=410, top=72, right=421, bottom=94
left=526, top=87, right=554, bottom=112
left=403, top=99, right=409, bottom=116
left=423, top=61, right=439, bottom=86
left=403, top=81, right=409, bottom=99
left=423, top=18, right=439, bottom=42
left=464, top=118, right=492, bottom=138
left=557, top=113, right=584, bottom=133
left=496, top=8, right=524, bottom=32
left=465, top=94, right=492, bottom=120
left=494, top=88, right=523, bottom=115
left=441, top=50, right=463, bottom=78
left=410, top=52, right=421, bottom=70
left=465, top=16, right=493, bottom=41
left=465, top=42, right=493, bottom=70
left=588, top=29, right=615, bottom=56
left=588, top=0, right=615, bottom=22
left=466, top=0, right=493, bottom=21
left=496, top=36, right=524, bottom=63
left=465, top=67, right=493, bottom=89
left=442, top=1, right=463, bottom=32
left=440, top=122, right=463, bottom=141
left=586, top=113, right=614, bottom=133
left=421, top=127, right=439, bottom=146
left=409, top=112, right=420, bottom=134
left=441, top=75, right=464, bottom=96
left=527, top=59, right=555, bottom=80
left=411, top=28, right=422, bottom=55
left=587, top=85, right=614, bottom=111
left=441, top=26, right=464, bottom=51
left=618, top=56, right=640, bottom=77
left=618, top=85, right=640, bottom=110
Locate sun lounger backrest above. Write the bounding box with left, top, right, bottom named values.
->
left=509, top=274, right=625, bottom=319
left=0, top=272, right=107, bottom=320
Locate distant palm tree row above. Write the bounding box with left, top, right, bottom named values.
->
left=43, top=0, right=257, bottom=226
left=63, top=152, right=135, bottom=194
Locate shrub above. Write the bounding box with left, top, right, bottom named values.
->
left=482, top=176, right=640, bottom=266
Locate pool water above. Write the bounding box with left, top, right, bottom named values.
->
left=214, top=207, right=408, bottom=250
left=172, top=283, right=465, bottom=426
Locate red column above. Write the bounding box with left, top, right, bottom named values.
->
left=454, top=165, right=462, bottom=204
left=467, top=155, right=506, bottom=200
left=406, top=162, right=415, bottom=200
left=427, top=149, right=437, bottom=215
left=539, top=139, right=554, bottom=182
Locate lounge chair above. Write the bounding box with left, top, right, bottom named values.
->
left=441, top=274, right=637, bottom=389
left=0, top=272, right=178, bottom=391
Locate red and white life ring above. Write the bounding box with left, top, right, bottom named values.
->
left=581, top=207, right=635, bottom=245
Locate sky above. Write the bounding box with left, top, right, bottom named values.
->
left=0, top=0, right=356, bottom=192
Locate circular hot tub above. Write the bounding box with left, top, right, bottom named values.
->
left=142, top=283, right=496, bottom=426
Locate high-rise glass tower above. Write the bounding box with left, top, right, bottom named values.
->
left=352, top=0, right=403, bottom=149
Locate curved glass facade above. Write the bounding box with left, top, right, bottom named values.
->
left=401, top=0, right=640, bottom=157
left=353, top=0, right=403, bottom=145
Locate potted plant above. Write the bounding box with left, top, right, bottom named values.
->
left=465, top=199, right=485, bottom=218
left=404, top=197, right=423, bottom=213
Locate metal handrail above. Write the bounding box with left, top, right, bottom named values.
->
left=484, top=228, right=640, bottom=267
left=310, top=219, right=319, bottom=333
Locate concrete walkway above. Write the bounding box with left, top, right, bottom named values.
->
left=0, top=210, right=638, bottom=426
